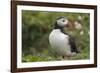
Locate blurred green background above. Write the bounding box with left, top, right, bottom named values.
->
left=22, top=10, right=90, bottom=62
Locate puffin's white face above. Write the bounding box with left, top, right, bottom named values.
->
left=57, top=17, right=69, bottom=27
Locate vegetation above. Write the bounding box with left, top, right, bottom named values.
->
left=22, top=10, right=90, bottom=62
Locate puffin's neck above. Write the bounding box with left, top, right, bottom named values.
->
left=54, top=23, right=65, bottom=34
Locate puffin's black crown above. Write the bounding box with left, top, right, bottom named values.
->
left=56, top=16, right=65, bottom=20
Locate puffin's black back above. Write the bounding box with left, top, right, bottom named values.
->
left=68, top=36, right=79, bottom=53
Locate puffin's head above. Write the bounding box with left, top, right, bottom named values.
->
left=56, top=16, right=70, bottom=28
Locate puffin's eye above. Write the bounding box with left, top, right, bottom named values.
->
left=62, top=20, right=65, bottom=22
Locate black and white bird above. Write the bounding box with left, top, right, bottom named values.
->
left=49, top=17, right=79, bottom=59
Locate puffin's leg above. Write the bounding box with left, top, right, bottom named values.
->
left=62, top=55, right=70, bottom=60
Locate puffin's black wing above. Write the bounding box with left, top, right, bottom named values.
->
left=59, top=29, right=79, bottom=53
left=68, top=36, right=79, bottom=53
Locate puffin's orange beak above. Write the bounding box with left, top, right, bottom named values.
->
left=65, top=20, right=74, bottom=29
left=65, top=21, right=70, bottom=27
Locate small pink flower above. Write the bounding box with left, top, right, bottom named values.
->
left=80, top=31, right=84, bottom=35
left=74, top=21, right=82, bottom=30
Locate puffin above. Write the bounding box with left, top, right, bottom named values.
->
left=49, top=17, right=79, bottom=59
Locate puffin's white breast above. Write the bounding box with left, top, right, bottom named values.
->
left=49, top=29, right=71, bottom=56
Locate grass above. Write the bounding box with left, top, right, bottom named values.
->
left=22, top=47, right=90, bottom=62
